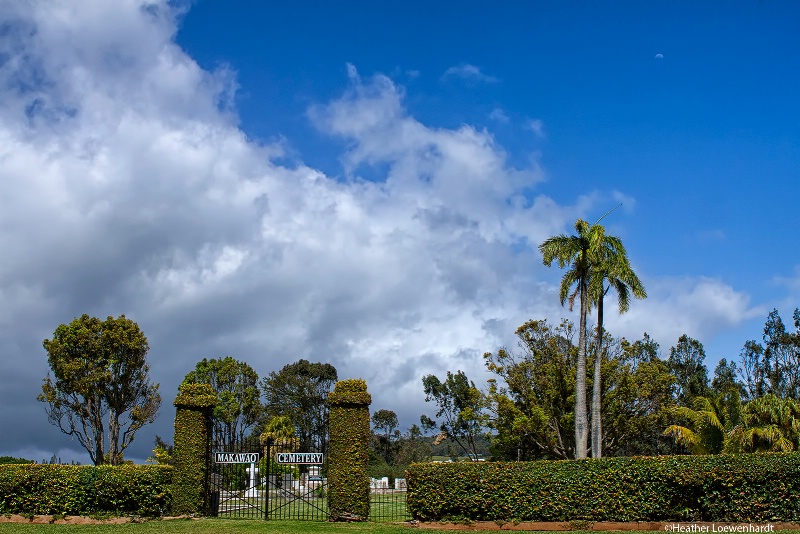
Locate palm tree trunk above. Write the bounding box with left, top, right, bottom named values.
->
left=575, top=278, right=589, bottom=459
left=591, top=292, right=604, bottom=458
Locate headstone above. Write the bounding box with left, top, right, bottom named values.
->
left=370, top=476, right=389, bottom=492
left=307, top=466, right=323, bottom=490
left=394, top=478, right=407, bottom=490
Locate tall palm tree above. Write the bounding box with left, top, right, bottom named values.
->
left=588, top=243, right=646, bottom=458
left=540, top=219, right=627, bottom=459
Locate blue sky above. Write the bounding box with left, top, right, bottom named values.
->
left=177, top=1, right=799, bottom=281
left=0, top=0, right=798, bottom=463
left=175, top=0, right=799, bottom=353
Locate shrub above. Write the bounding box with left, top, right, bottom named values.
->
left=406, top=453, right=800, bottom=522
left=0, top=464, right=171, bottom=516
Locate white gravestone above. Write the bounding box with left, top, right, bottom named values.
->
left=245, top=464, right=259, bottom=497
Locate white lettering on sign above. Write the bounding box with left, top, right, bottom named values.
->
left=275, top=452, right=324, bottom=465
left=214, top=452, right=260, bottom=464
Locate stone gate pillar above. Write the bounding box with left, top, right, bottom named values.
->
left=171, top=382, right=218, bottom=515
left=327, top=379, right=372, bottom=521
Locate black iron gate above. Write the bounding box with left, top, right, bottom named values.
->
left=207, top=435, right=328, bottom=520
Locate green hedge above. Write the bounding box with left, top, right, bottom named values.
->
left=0, top=456, right=33, bottom=465
left=171, top=382, right=216, bottom=515
left=0, top=464, right=171, bottom=516
left=328, top=378, right=372, bottom=521
left=406, top=453, right=800, bottom=522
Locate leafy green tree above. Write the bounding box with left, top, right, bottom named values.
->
left=421, top=370, right=489, bottom=460
left=486, top=322, right=676, bottom=459
left=741, top=309, right=800, bottom=400
left=540, top=219, right=627, bottom=458
left=484, top=319, right=577, bottom=460
left=741, top=340, right=767, bottom=399
left=598, top=335, right=676, bottom=456
left=372, top=409, right=398, bottom=437
left=261, top=359, right=337, bottom=454
left=393, top=424, right=433, bottom=466
left=667, top=334, right=710, bottom=406
left=38, top=314, right=161, bottom=465
left=620, top=332, right=660, bottom=367
left=183, top=356, right=262, bottom=450
left=711, top=358, right=745, bottom=397
left=587, top=231, right=646, bottom=458
left=726, top=394, right=800, bottom=453
left=371, top=409, right=399, bottom=464
left=148, top=435, right=174, bottom=465
left=370, top=423, right=432, bottom=483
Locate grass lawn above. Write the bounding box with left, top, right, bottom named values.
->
left=0, top=519, right=414, bottom=534
left=1, top=522, right=800, bottom=534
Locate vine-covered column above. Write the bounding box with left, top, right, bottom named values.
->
left=171, top=383, right=218, bottom=515
left=327, top=378, right=372, bottom=521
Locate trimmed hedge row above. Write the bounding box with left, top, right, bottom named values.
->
left=406, top=453, right=800, bottom=522
left=0, top=464, right=172, bottom=516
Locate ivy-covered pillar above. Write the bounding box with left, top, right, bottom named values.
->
left=328, top=379, right=372, bottom=521
left=171, top=383, right=218, bottom=515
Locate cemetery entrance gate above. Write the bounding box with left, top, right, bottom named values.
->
left=207, top=435, right=328, bottom=520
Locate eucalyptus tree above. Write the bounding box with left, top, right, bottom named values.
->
left=741, top=309, right=800, bottom=400
left=371, top=409, right=401, bottom=464
left=587, top=237, right=646, bottom=458
left=711, top=358, right=745, bottom=398
left=539, top=218, right=628, bottom=459
left=668, top=335, right=710, bottom=405
left=261, top=359, right=338, bottom=454
left=421, top=370, right=488, bottom=460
